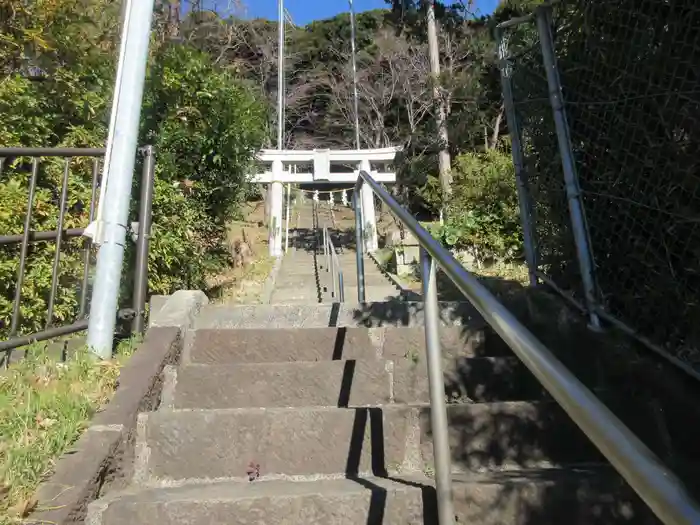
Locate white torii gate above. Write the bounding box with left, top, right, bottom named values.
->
left=254, top=147, right=399, bottom=257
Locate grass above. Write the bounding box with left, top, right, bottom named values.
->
left=0, top=337, right=138, bottom=523
left=209, top=254, right=275, bottom=304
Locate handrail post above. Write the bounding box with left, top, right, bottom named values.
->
left=323, top=227, right=328, bottom=270
left=353, top=190, right=366, bottom=302
left=330, top=245, right=337, bottom=300
left=420, top=247, right=456, bottom=525
left=132, top=145, right=155, bottom=334
left=536, top=6, right=600, bottom=329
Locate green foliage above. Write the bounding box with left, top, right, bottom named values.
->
left=431, top=149, right=523, bottom=261
left=144, top=45, right=266, bottom=221
left=134, top=45, right=266, bottom=295
left=0, top=0, right=266, bottom=338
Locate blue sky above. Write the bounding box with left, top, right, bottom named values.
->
left=186, top=1, right=499, bottom=25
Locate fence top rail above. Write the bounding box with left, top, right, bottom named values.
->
left=354, top=170, right=700, bottom=525
left=0, top=147, right=106, bottom=157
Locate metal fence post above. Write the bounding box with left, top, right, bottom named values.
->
left=353, top=191, right=366, bottom=302
left=420, top=247, right=456, bottom=525
left=132, top=145, right=155, bottom=334
left=535, top=6, right=600, bottom=329
left=46, top=159, right=71, bottom=329
left=497, top=26, right=539, bottom=288
left=10, top=158, right=39, bottom=339
left=79, top=158, right=101, bottom=319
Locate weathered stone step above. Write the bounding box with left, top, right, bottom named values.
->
left=319, top=273, right=389, bottom=287
left=88, top=476, right=431, bottom=525
left=450, top=466, right=660, bottom=524
left=133, top=403, right=609, bottom=484
left=134, top=406, right=411, bottom=483
left=269, top=287, right=321, bottom=305
left=342, top=286, right=403, bottom=302
left=167, top=357, right=546, bottom=410
left=183, top=326, right=497, bottom=364
left=165, top=360, right=393, bottom=409
left=401, top=356, right=548, bottom=405
left=274, top=275, right=320, bottom=288
left=193, top=301, right=481, bottom=329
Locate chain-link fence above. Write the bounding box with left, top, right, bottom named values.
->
left=499, top=1, right=700, bottom=369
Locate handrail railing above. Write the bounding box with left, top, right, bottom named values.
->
left=353, top=170, right=700, bottom=525
left=322, top=226, right=345, bottom=302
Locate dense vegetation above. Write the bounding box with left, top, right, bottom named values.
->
left=0, top=0, right=266, bottom=337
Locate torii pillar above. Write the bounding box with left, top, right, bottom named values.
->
left=359, top=158, right=378, bottom=252
left=268, top=159, right=284, bottom=257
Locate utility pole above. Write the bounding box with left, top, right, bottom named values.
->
left=426, top=0, right=452, bottom=212
left=86, top=0, right=156, bottom=357
left=349, top=0, right=361, bottom=149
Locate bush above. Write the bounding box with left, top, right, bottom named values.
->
left=431, top=149, right=524, bottom=262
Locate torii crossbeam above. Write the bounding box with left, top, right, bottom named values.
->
left=253, top=147, right=400, bottom=257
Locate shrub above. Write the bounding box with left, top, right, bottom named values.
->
left=431, top=149, right=524, bottom=262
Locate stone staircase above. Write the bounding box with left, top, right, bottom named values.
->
left=85, top=203, right=666, bottom=524
left=87, top=297, right=660, bottom=524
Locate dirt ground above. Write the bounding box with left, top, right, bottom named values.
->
left=205, top=201, right=275, bottom=305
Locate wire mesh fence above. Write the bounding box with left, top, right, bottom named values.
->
left=500, top=1, right=700, bottom=368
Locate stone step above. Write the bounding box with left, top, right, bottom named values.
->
left=343, top=286, right=403, bottom=302
left=166, top=357, right=546, bottom=410
left=183, top=326, right=497, bottom=364
left=193, top=301, right=482, bottom=329
left=449, top=467, right=659, bottom=524
left=400, top=356, right=548, bottom=405
left=274, top=275, right=321, bottom=288
left=269, top=287, right=321, bottom=305
left=88, top=476, right=431, bottom=525
left=133, top=403, right=608, bottom=484
left=165, top=361, right=393, bottom=409
left=318, top=271, right=389, bottom=287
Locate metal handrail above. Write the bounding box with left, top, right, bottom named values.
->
left=322, top=226, right=345, bottom=302
left=353, top=170, right=700, bottom=525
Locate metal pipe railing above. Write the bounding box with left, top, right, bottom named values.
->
left=322, top=226, right=345, bottom=302
left=354, top=170, right=700, bottom=525
left=1, top=146, right=155, bottom=356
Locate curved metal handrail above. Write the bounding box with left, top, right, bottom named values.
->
left=354, top=170, right=700, bottom=525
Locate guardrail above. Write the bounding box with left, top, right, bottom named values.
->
left=353, top=170, right=700, bottom=525
left=0, top=146, right=155, bottom=358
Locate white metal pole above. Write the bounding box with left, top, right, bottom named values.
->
left=277, top=0, right=285, bottom=150
left=349, top=0, right=361, bottom=149
left=86, top=0, right=156, bottom=357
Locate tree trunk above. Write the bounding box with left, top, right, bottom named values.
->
left=426, top=0, right=452, bottom=204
